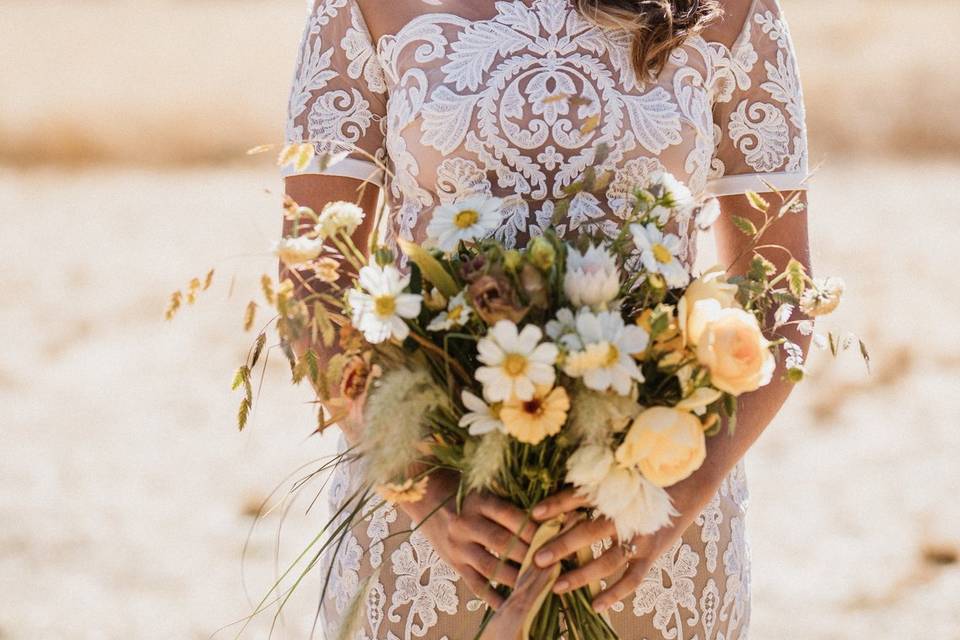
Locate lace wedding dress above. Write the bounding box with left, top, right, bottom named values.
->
left=283, top=0, right=807, bottom=637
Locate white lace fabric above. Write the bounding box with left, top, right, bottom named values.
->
left=284, top=0, right=808, bottom=637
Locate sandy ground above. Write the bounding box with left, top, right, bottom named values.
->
left=1, top=160, right=958, bottom=639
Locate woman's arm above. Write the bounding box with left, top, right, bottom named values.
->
left=528, top=191, right=813, bottom=611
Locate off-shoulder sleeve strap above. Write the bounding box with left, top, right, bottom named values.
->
left=284, top=0, right=388, bottom=185
left=707, top=0, right=808, bottom=197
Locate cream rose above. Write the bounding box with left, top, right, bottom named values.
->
left=677, top=266, right=739, bottom=346
left=696, top=308, right=775, bottom=395
left=615, top=406, right=706, bottom=488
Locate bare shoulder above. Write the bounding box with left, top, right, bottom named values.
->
left=700, top=0, right=768, bottom=46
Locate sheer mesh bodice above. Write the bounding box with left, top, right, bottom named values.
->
left=283, top=0, right=807, bottom=637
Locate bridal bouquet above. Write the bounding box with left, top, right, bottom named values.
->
left=169, top=143, right=862, bottom=638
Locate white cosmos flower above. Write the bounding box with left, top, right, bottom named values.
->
left=427, top=290, right=472, bottom=331
left=426, top=195, right=503, bottom=252
left=348, top=264, right=422, bottom=344
left=475, top=320, right=558, bottom=402
left=648, top=170, right=695, bottom=224
left=273, top=235, right=324, bottom=266
left=315, top=201, right=365, bottom=238
left=458, top=390, right=504, bottom=436
left=563, top=309, right=649, bottom=396
left=545, top=308, right=582, bottom=351
left=630, top=222, right=690, bottom=288
left=563, top=244, right=621, bottom=309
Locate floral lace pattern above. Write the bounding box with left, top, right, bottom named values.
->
left=288, top=0, right=805, bottom=636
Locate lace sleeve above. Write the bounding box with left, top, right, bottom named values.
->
left=707, top=0, right=808, bottom=197
left=284, top=0, right=388, bottom=185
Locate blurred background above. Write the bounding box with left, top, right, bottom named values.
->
left=2, top=1, right=959, bottom=638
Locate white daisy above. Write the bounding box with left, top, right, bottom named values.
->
left=545, top=308, right=582, bottom=351
left=630, top=222, right=690, bottom=288
left=563, top=244, right=621, bottom=309
left=426, top=195, right=503, bottom=252
left=563, top=309, right=649, bottom=396
left=475, top=320, right=558, bottom=402
left=348, top=264, right=422, bottom=344
left=427, top=290, right=472, bottom=332
left=653, top=170, right=694, bottom=211
left=458, top=390, right=504, bottom=436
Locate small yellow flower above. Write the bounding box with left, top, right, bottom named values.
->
left=376, top=477, right=429, bottom=504
left=499, top=385, right=570, bottom=445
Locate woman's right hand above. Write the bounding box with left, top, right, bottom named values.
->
left=400, top=469, right=539, bottom=609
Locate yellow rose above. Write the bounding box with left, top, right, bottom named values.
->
left=696, top=308, right=775, bottom=395
left=678, top=266, right=739, bottom=346
left=616, top=406, right=706, bottom=488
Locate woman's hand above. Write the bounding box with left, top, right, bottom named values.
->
left=529, top=471, right=723, bottom=612
left=401, top=469, right=539, bottom=609
left=477, top=565, right=556, bottom=639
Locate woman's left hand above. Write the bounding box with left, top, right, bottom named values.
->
left=529, top=472, right=723, bottom=612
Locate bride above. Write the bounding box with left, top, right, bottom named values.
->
left=281, top=0, right=811, bottom=637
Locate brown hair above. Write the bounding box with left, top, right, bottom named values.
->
left=575, top=0, right=723, bottom=80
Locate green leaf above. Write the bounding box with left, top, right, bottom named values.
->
left=786, top=259, right=806, bottom=298
left=649, top=310, right=670, bottom=338
left=745, top=190, right=770, bottom=213
left=732, top=216, right=758, bottom=237
left=397, top=237, right=458, bottom=297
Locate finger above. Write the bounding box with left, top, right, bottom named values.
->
left=472, top=494, right=538, bottom=544
left=531, top=488, right=590, bottom=522
left=465, top=543, right=520, bottom=588
left=459, top=564, right=505, bottom=610
left=464, top=517, right=529, bottom=564
left=592, top=559, right=652, bottom=612
left=534, top=518, right=615, bottom=568
left=552, top=545, right=627, bottom=594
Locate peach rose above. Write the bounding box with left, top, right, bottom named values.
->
left=616, top=406, right=706, bottom=488
left=696, top=308, right=775, bottom=395
left=677, top=266, right=739, bottom=346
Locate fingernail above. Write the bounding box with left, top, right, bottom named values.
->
left=593, top=602, right=607, bottom=613
left=535, top=550, right=554, bottom=565
left=532, top=505, right=547, bottom=518
left=553, top=579, right=569, bottom=593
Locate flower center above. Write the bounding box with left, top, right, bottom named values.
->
left=448, top=305, right=463, bottom=322
left=604, top=343, right=621, bottom=367
left=522, top=398, right=544, bottom=416
left=454, top=209, right=480, bottom=229
left=374, top=295, right=396, bottom=317
left=652, top=243, right=673, bottom=264
left=503, top=353, right=528, bottom=377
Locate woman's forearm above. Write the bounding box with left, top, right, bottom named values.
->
left=677, top=326, right=812, bottom=501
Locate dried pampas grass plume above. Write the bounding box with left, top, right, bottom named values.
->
left=361, top=366, right=451, bottom=485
